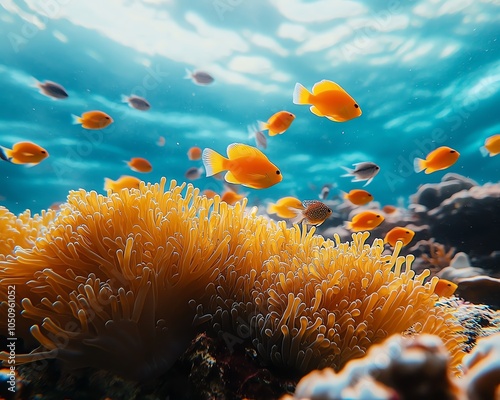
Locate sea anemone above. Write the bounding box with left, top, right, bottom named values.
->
left=0, top=178, right=465, bottom=381
left=204, top=230, right=466, bottom=374
left=0, top=179, right=240, bottom=379
left=0, top=206, right=56, bottom=258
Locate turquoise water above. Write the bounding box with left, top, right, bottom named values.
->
left=0, top=0, right=499, bottom=214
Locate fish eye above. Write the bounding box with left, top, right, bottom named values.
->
left=105, top=116, right=110, bottom=119
left=276, top=170, right=281, bottom=175
left=450, top=150, right=456, bottom=153
left=375, top=166, right=380, bottom=169
left=405, top=231, right=410, bottom=234
left=41, top=150, right=47, bottom=154
left=376, top=215, right=380, bottom=218
left=354, top=104, right=359, bottom=108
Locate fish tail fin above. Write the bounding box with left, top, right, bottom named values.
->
left=363, top=177, right=374, bottom=187
left=121, top=94, right=129, bottom=103
left=202, top=148, right=227, bottom=177
left=339, top=190, right=348, bottom=200
left=0, top=146, right=12, bottom=162
left=340, top=165, right=353, bottom=177
left=104, top=178, right=114, bottom=192
left=413, top=157, right=426, bottom=173
left=123, top=160, right=135, bottom=170
left=184, top=68, right=193, bottom=80
left=257, top=120, right=268, bottom=132
left=71, top=114, right=82, bottom=125
left=293, top=82, right=311, bottom=105
left=31, top=77, right=41, bottom=88
left=345, top=221, right=353, bottom=230
left=247, top=124, right=256, bottom=139
left=479, top=146, right=490, bottom=157
left=289, top=207, right=305, bottom=225
left=267, top=203, right=277, bottom=215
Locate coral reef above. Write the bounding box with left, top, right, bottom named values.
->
left=0, top=178, right=466, bottom=383
left=427, top=184, right=500, bottom=256
left=282, top=331, right=500, bottom=400
left=410, top=173, right=478, bottom=211
left=457, top=276, right=500, bottom=310
left=438, top=252, right=486, bottom=281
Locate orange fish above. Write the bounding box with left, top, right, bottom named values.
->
left=125, top=157, right=152, bottom=173
left=202, top=143, right=282, bottom=189
left=0, top=141, right=49, bottom=165
left=346, top=211, right=384, bottom=232
left=221, top=190, right=246, bottom=205
left=382, top=205, right=397, bottom=214
left=480, top=134, right=500, bottom=157
left=384, top=227, right=415, bottom=247
left=104, top=175, right=141, bottom=192
left=72, top=110, right=113, bottom=130
left=267, top=196, right=304, bottom=219
left=48, top=201, right=64, bottom=211
left=293, top=80, right=362, bottom=122
left=258, top=111, right=295, bottom=136
left=414, top=146, right=460, bottom=174
left=290, top=200, right=332, bottom=226
left=157, top=136, right=166, bottom=147
left=434, top=279, right=458, bottom=297
left=187, top=146, right=203, bottom=160
left=343, top=189, right=373, bottom=206
left=202, top=189, right=218, bottom=199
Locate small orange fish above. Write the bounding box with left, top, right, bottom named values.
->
left=480, top=134, right=500, bottom=157
left=125, top=157, right=152, bottom=173
left=104, top=175, right=141, bottom=192
left=267, top=197, right=304, bottom=219
left=434, top=279, right=458, bottom=297
left=382, top=205, right=397, bottom=214
left=0, top=141, right=49, bottom=165
left=48, top=201, right=63, bottom=211
left=414, top=146, right=460, bottom=174
left=346, top=211, right=384, bottom=232
left=384, top=227, right=415, bottom=247
left=290, top=200, right=332, bottom=226
left=202, top=143, right=282, bottom=189
left=221, top=190, right=246, bottom=205
left=293, top=80, right=362, bottom=122
left=187, top=146, right=203, bottom=160
left=258, top=111, right=295, bottom=136
left=343, top=189, right=373, bottom=206
left=157, top=136, right=166, bottom=147
left=202, top=189, right=218, bottom=199
left=72, top=110, right=113, bottom=130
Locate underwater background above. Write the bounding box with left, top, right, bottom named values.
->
left=0, top=0, right=499, bottom=214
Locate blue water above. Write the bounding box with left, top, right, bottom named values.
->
left=0, top=0, right=499, bottom=215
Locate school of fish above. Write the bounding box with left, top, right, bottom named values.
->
left=1, top=70, right=496, bottom=301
